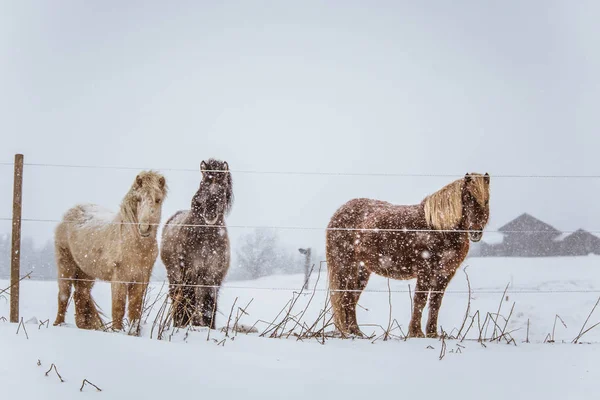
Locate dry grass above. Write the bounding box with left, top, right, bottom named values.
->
left=0, top=271, right=32, bottom=297
left=45, top=363, right=64, bottom=382
left=16, top=317, right=29, bottom=339
left=142, top=272, right=520, bottom=346
left=70, top=263, right=600, bottom=349
left=80, top=379, right=102, bottom=392
left=572, top=296, right=600, bottom=344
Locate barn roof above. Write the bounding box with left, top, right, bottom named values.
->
left=498, top=213, right=561, bottom=237
left=560, top=229, right=600, bottom=244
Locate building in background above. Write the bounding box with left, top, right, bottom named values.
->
left=471, top=213, right=600, bottom=257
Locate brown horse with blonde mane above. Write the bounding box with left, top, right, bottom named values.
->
left=53, top=171, right=168, bottom=333
left=326, top=173, right=490, bottom=338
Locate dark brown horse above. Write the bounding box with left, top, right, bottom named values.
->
left=160, top=159, right=234, bottom=328
left=326, top=173, right=490, bottom=338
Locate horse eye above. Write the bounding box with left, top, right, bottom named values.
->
left=155, top=199, right=161, bottom=204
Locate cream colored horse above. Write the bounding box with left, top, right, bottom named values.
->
left=53, top=171, right=168, bottom=333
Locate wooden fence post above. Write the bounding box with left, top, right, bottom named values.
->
left=10, top=153, right=23, bottom=323
left=298, top=247, right=312, bottom=290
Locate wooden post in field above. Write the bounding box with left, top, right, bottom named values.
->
left=298, top=247, right=311, bottom=290
left=10, top=154, right=23, bottom=323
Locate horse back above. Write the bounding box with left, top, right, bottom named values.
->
left=55, top=204, right=118, bottom=246
left=160, top=210, right=189, bottom=263
left=327, top=197, right=423, bottom=230
left=326, top=198, right=398, bottom=269
left=54, top=204, right=122, bottom=280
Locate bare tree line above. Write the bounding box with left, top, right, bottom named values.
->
left=0, top=228, right=311, bottom=282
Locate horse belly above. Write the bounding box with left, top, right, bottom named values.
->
left=68, top=234, right=117, bottom=281
left=194, top=245, right=230, bottom=285
left=73, top=252, right=116, bottom=281
left=358, top=233, right=424, bottom=280
left=366, top=256, right=418, bottom=280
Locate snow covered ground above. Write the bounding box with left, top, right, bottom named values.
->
left=2, top=256, right=600, bottom=399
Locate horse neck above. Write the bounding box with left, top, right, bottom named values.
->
left=185, top=210, right=225, bottom=239
left=419, top=198, right=465, bottom=232
left=116, top=202, right=155, bottom=251
left=451, top=200, right=471, bottom=234
left=188, top=208, right=205, bottom=224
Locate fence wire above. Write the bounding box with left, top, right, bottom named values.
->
left=1, top=275, right=600, bottom=296
left=1, top=160, right=600, bottom=179
left=0, top=217, right=598, bottom=235
left=1, top=159, right=600, bottom=300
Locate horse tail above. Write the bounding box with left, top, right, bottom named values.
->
left=326, top=208, right=356, bottom=334
left=326, top=199, right=371, bottom=337
left=326, top=232, right=355, bottom=334
left=73, top=277, right=106, bottom=330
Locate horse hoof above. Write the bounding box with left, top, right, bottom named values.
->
left=344, top=333, right=364, bottom=339
left=349, top=330, right=365, bottom=339
left=337, top=329, right=364, bottom=339
left=408, top=330, right=425, bottom=338
left=426, top=332, right=439, bottom=339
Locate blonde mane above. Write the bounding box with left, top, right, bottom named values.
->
left=423, top=174, right=488, bottom=230
left=119, top=170, right=168, bottom=233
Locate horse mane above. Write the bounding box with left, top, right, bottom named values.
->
left=467, top=174, right=489, bottom=206
left=422, top=173, right=488, bottom=230
left=200, top=158, right=234, bottom=214
left=120, top=170, right=168, bottom=229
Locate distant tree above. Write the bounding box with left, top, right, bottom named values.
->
left=0, top=235, right=57, bottom=281
left=232, top=228, right=303, bottom=280
left=33, top=240, right=57, bottom=280
left=0, top=234, right=9, bottom=279
left=235, top=228, right=278, bottom=280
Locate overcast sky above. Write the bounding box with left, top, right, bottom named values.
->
left=1, top=1, right=599, bottom=262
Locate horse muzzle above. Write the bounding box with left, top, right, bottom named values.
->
left=469, top=231, right=483, bottom=242
left=203, top=215, right=219, bottom=226
left=139, top=224, right=152, bottom=238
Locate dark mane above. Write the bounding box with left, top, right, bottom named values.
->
left=198, top=158, right=234, bottom=215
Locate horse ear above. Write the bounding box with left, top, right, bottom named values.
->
left=484, top=172, right=490, bottom=184
left=159, top=176, right=166, bottom=188
left=200, top=161, right=207, bottom=172
left=464, top=173, right=472, bottom=182
left=136, top=175, right=143, bottom=187
left=223, top=161, right=229, bottom=171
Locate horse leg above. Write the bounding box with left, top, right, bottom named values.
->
left=408, top=278, right=428, bottom=338
left=425, top=274, right=451, bottom=338
left=54, top=279, right=73, bottom=326
left=111, top=281, right=127, bottom=330
left=73, top=272, right=103, bottom=330
left=165, top=270, right=191, bottom=328
left=53, top=246, right=77, bottom=326
left=346, top=264, right=370, bottom=335
left=329, top=261, right=366, bottom=337
left=127, top=281, right=148, bottom=335
left=176, top=286, right=195, bottom=328
left=329, top=268, right=350, bottom=336
left=169, top=285, right=185, bottom=328
left=192, top=285, right=216, bottom=328
left=202, top=287, right=219, bottom=329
